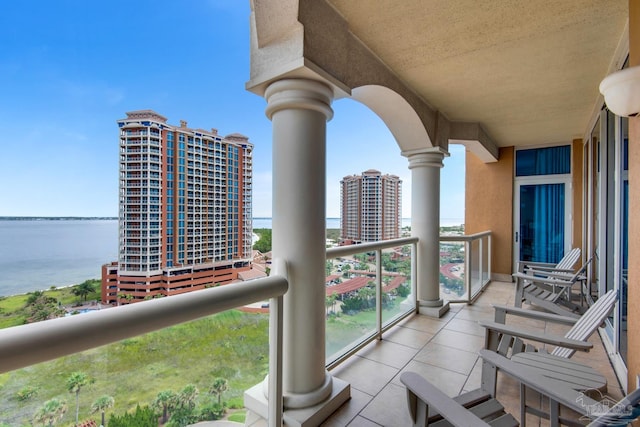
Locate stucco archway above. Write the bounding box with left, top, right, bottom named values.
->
left=350, top=85, right=433, bottom=152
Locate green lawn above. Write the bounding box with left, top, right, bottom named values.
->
left=0, top=310, right=269, bottom=426
left=0, top=281, right=102, bottom=329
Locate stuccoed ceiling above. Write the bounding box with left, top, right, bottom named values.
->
left=325, top=0, right=628, bottom=147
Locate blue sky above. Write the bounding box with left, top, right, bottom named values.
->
left=0, top=0, right=465, bottom=220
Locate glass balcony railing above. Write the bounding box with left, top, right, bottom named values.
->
left=439, top=230, right=492, bottom=303
left=0, top=233, right=489, bottom=425
left=325, top=237, right=418, bottom=369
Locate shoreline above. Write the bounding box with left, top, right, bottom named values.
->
left=0, top=280, right=100, bottom=299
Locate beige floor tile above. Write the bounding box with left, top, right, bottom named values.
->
left=359, top=382, right=412, bottom=426
left=356, top=339, right=419, bottom=369
left=320, top=387, right=373, bottom=427
left=444, top=317, right=486, bottom=337
left=413, top=341, right=479, bottom=375
left=331, top=355, right=399, bottom=396
left=382, top=325, right=434, bottom=349
left=462, top=357, right=483, bottom=391
left=398, top=314, right=449, bottom=334
left=453, top=306, right=495, bottom=322
left=346, top=416, right=382, bottom=427
left=430, top=328, right=485, bottom=353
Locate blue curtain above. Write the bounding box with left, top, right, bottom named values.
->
left=520, top=183, right=565, bottom=263
left=516, top=146, right=571, bottom=176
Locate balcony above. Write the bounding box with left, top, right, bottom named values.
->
left=0, top=235, right=623, bottom=426
left=315, top=280, right=623, bottom=426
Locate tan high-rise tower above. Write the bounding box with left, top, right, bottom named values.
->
left=102, top=110, right=253, bottom=304
left=340, top=169, right=401, bottom=244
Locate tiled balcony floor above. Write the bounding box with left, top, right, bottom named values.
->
left=322, top=281, right=625, bottom=427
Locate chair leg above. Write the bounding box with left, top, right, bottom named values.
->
left=481, top=358, right=498, bottom=397
left=514, top=276, right=525, bottom=308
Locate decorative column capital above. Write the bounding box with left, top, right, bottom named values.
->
left=402, top=147, right=450, bottom=169
left=264, top=78, right=334, bottom=121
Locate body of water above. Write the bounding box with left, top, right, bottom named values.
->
left=0, top=220, right=119, bottom=297
left=0, top=217, right=463, bottom=297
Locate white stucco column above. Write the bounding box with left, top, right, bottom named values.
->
left=404, top=147, right=450, bottom=317
left=245, top=78, right=350, bottom=426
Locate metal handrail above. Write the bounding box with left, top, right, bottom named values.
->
left=326, top=236, right=418, bottom=258
left=0, top=275, right=288, bottom=375
left=440, top=231, right=492, bottom=304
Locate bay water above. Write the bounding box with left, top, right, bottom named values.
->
left=0, top=220, right=119, bottom=297
left=0, top=217, right=461, bottom=297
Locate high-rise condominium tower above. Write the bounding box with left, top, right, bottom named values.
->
left=340, top=169, right=402, bottom=244
left=102, top=110, right=253, bottom=304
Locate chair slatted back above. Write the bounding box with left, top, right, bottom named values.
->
left=552, top=289, right=618, bottom=358
left=556, top=247, right=581, bottom=271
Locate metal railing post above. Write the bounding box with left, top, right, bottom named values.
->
left=465, top=240, right=471, bottom=304
left=268, top=260, right=287, bottom=427
left=376, top=249, right=382, bottom=340
left=487, top=234, right=492, bottom=285
left=412, top=242, right=418, bottom=314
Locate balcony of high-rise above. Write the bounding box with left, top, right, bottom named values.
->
left=1, top=1, right=638, bottom=426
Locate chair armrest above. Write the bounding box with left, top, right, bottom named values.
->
left=512, top=272, right=576, bottom=287
left=491, top=304, right=578, bottom=326
left=521, top=269, right=577, bottom=281
left=524, top=266, right=575, bottom=274
left=518, top=261, right=556, bottom=269
left=479, top=350, right=599, bottom=415
left=479, top=321, right=593, bottom=351
left=400, top=372, right=490, bottom=427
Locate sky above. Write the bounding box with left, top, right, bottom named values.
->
left=0, top=0, right=465, bottom=220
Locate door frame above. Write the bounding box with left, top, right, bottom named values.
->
left=513, top=174, right=573, bottom=273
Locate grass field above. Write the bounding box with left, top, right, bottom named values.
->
left=0, top=282, right=102, bottom=329
left=0, top=309, right=270, bottom=426
left=0, top=285, right=410, bottom=426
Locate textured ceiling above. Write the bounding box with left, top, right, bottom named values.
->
left=326, top=0, right=628, bottom=147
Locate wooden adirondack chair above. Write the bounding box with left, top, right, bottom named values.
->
left=482, top=289, right=618, bottom=359
left=400, top=349, right=640, bottom=427
left=513, top=255, right=592, bottom=318
left=517, top=247, right=581, bottom=275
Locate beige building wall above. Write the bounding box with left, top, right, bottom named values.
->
left=465, top=146, right=514, bottom=279
left=571, top=139, right=583, bottom=257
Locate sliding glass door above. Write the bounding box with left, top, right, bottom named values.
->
left=518, top=183, right=566, bottom=263
left=514, top=145, right=572, bottom=268
left=584, top=107, right=628, bottom=388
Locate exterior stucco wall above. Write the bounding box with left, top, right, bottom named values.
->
left=572, top=139, right=583, bottom=256
left=465, top=146, right=514, bottom=278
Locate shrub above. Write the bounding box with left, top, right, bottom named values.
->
left=107, top=404, right=156, bottom=427
left=15, top=385, right=39, bottom=401
left=199, top=402, right=226, bottom=421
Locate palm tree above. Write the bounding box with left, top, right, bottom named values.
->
left=91, top=395, right=114, bottom=427
left=66, top=371, right=92, bottom=426
left=153, top=389, right=177, bottom=424
left=178, top=384, right=199, bottom=410
left=209, top=377, right=228, bottom=406
left=326, top=293, right=338, bottom=315
left=34, top=398, right=67, bottom=426
left=72, top=280, right=95, bottom=302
